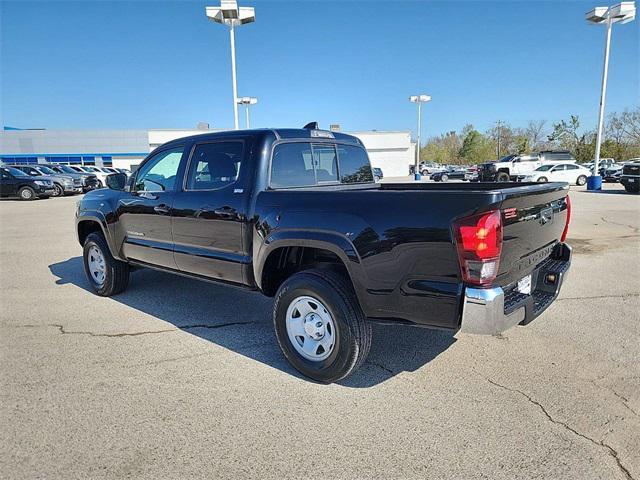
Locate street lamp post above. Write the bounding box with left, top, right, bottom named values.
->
left=237, top=96, right=258, bottom=128
left=585, top=1, right=636, bottom=191
left=206, top=1, right=256, bottom=130
left=409, top=94, right=431, bottom=181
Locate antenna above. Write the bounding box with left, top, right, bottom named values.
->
left=303, top=122, right=319, bottom=130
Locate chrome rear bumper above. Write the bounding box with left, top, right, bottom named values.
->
left=459, top=243, right=572, bottom=335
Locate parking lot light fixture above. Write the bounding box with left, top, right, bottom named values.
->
left=205, top=1, right=256, bottom=130
left=236, top=96, right=258, bottom=128
left=409, top=94, right=431, bottom=181
left=585, top=1, right=636, bottom=191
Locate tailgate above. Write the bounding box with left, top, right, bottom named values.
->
left=496, top=183, right=569, bottom=287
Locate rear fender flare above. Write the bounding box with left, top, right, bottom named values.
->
left=254, top=230, right=367, bottom=303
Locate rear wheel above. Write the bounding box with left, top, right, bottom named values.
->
left=273, top=268, right=372, bottom=383
left=496, top=172, right=510, bottom=182
left=83, top=232, right=130, bottom=296
left=537, top=176, right=548, bottom=182
left=576, top=175, right=587, bottom=186
left=440, top=174, right=449, bottom=182
left=18, top=186, right=36, bottom=201
left=421, top=169, right=428, bottom=176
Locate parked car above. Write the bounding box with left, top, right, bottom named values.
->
left=584, top=158, right=616, bottom=176
left=69, top=166, right=110, bottom=187
left=372, top=167, right=383, bottom=182
left=603, top=164, right=624, bottom=182
left=464, top=165, right=479, bottom=182
left=522, top=163, right=590, bottom=185
left=8, top=164, right=82, bottom=196
left=76, top=126, right=572, bottom=383
left=48, top=164, right=100, bottom=192
left=430, top=166, right=467, bottom=182
left=479, top=151, right=576, bottom=182
left=0, top=166, right=56, bottom=200
left=620, top=160, right=640, bottom=193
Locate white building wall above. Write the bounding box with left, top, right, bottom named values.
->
left=348, top=131, right=414, bottom=177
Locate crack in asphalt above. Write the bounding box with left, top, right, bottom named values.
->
left=367, top=361, right=394, bottom=375
left=590, top=379, right=639, bottom=418
left=557, top=293, right=640, bottom=301
left=12, top=321, right=258, bottom=338
left=486, top=378, right=634, bottom=480
left=600, top=216, right=640, bottom=234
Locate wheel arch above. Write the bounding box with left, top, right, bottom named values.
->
left=76, top=212, right=121, bottom=260
left=254, top=231, right=366, bottom=301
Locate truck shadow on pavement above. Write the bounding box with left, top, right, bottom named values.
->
left=49, top=257, right=456, bottom=387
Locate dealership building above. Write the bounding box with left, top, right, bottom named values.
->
left=0, top=127, right=415, bottom=177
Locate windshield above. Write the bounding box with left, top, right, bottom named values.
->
left=37, top=166, right=56, bottom=175
left=56, top=165, right=78, bottom=174
left=499, top=155, right=516, bottom=162
left=3, top=167, right=29, bottom=177
left=82, top=167, right=98, bottom=172
left=535, top=165, right=554, bottom=171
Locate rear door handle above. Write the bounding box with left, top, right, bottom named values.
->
left=154, top=204, right=170, bottom=214
left=213, top=206, right=237, bottom=218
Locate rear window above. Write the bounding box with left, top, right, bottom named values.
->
left=337, top=145, right=373, bottom=184
left=270, top=142, right=372, bottom=188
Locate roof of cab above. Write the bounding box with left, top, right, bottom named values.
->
left=159, top=128, right=363, bottom=149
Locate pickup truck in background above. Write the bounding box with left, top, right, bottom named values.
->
left=76, top=126, right=572, bottom=382
left=479, top=151, right=576, bottom=182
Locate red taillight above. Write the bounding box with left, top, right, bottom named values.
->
left=454, top=210, right=503, bottom=286
left=561, top=195, right=571, bottom=242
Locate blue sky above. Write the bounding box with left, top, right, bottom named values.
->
left=1, top=0, right=638, bottom=138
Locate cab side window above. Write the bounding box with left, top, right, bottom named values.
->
left=185, top=142, right=243, bottom=190
left=135, top=147, right=183, bottom=192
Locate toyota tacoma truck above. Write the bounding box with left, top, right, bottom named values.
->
left=76, top=126, right=572, bottom=383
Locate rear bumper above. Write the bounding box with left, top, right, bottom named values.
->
left=459, top=243, right=571, bottom=335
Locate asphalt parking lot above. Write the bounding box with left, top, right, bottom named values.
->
left=1, top=183, right=638, bottom=480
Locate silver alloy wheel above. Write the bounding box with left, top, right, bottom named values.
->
left=441, top=174, right=449, bottom=182
left=87, top=245, right=106, bottom=286
left=53, top=184, right=63, bottom=197
left=20, top=188, right=33, bottom=200
left=286, top=295, right=336, bottom=362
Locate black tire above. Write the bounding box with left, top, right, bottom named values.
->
left=52, top=183, right=64, bottom=197
left=440, top=174, right=449, bottom=182
left=82, top=232, right=130, bottom=296
left=496, top=172, right=510, bottom=182
left=537, top=176, right=548, bottom=182
left=421, top=169, right=428, bottom=176
left=18, top=186, right=36, bottom=201
left=273, top=268, right=372, bottom=383
left=576, top=175, right=587, bottom=186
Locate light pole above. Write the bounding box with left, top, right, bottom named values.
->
left=409, top=94, right=431, bottom=180
left=236, top=96, right=258, bottom=128
left=585, top=1, right=636, bottom=190
left=206, top=1, right=255, bottom=130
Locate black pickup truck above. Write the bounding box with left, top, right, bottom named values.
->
left=76, top=126, right=572, bottom=382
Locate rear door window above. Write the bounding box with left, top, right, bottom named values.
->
left=270, top=143, right=316, bottom=188
left=185, top=142, right=243, bottom=190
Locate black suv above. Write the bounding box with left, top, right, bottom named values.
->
left=0, top=166, right=56, bottom=200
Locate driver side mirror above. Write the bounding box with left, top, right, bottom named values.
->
left=105, top=172, right=128, bottom=191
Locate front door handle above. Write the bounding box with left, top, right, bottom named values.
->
left=213, top=206, right=237, bottom=218
left=154, top=204, right=170, bottom=214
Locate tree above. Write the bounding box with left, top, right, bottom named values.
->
left=459, top=127, right=495, bottom=164
left=524, top=120, right=548, bottom=151
left=548, top=115, right=595, bottom=162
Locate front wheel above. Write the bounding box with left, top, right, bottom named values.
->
left=576, top=175, right=587, bottom=186
left=18, top=186, right=36, bottom=201
left=537, top=176, right=548, bottom=182
left=496, top=172, right=510, bottom=182
left=83, top=232, right=130, bottom=296
left=440, top=174, right=449, bottom=182
left=52, top=183, right=64, bottom=197
left=273, top=269, right=372, bottom=383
